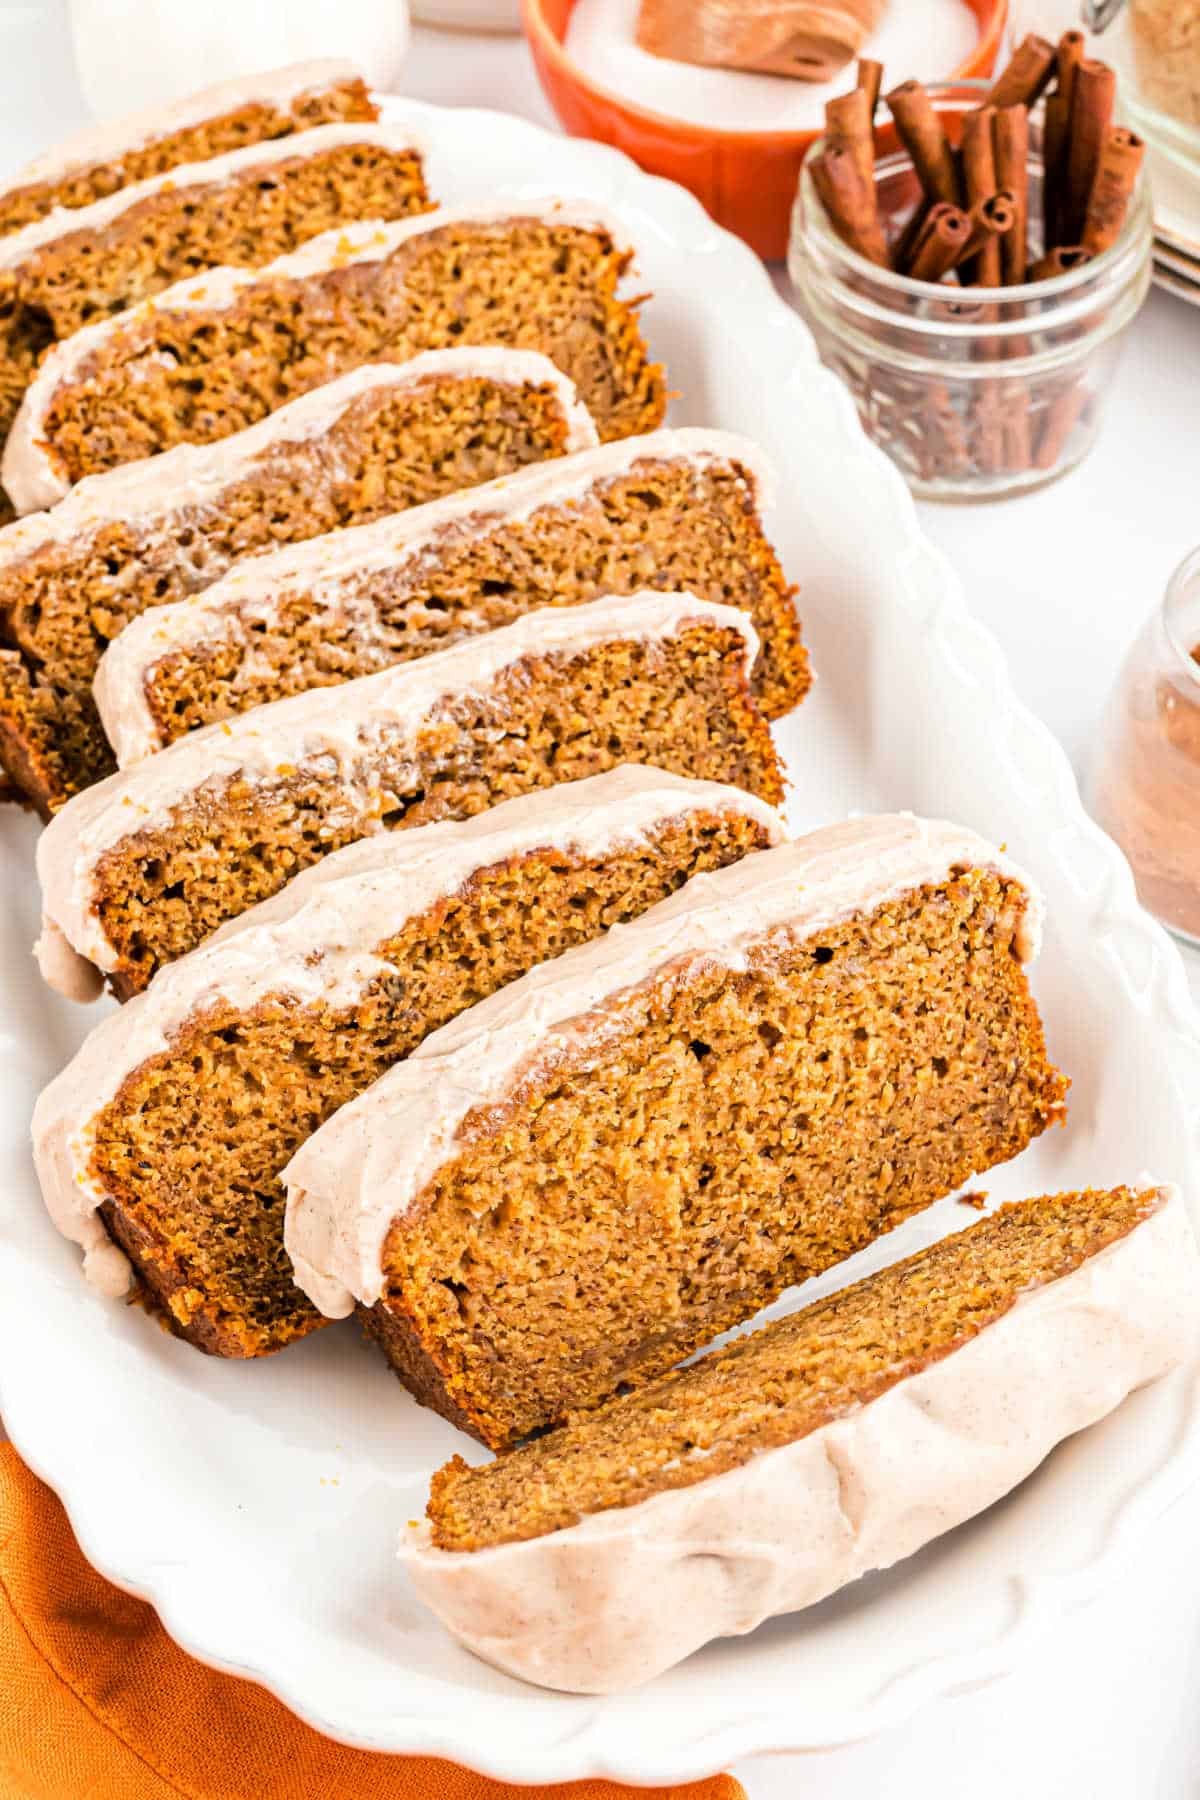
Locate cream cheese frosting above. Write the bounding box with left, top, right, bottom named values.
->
left=4, top=200, right=644, bottom=512
left=32, top=765, right=782, bottom=1299
left=93, top=427, right=773, bottom=766
left=399, top=1185, right=1199, bottom=1693
left=36, top=591, right=759, bottom=992
left=3, top=60, right=366, bottom=192
left=0, top=347, right=595, bottom=538
left=283, top=814, right=1044, bottom=1320
left=0, top=120, right=430, bottom=275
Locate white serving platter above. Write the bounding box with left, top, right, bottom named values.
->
left=3, top=96, right=1200, bottom=1787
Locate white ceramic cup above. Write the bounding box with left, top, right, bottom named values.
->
left=69, top=0, right=411, bottom=118
left=410, top=0, right=522, bottom=31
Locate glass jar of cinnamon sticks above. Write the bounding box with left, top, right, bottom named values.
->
left=788, top=74, right=1153, bottom=500
left=1092, top=548, right=1200, bottom=946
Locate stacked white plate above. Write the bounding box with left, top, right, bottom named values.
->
left=1150, top=144, right=1200, bottom=306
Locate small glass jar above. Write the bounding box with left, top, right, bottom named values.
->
left=1092, top=547, right=1200, bottom=946
left=787, top=80, right=1154, bottom=501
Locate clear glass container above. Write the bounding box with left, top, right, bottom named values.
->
left=787, top=80, right=1154, bottom=501
left=1124, top=0, right=1200, bottom=176
left=1016, top=0, right=1200, bottom=178
left=1092, top=547, right=1200, bottom=946
left=1086, top=0, right=1200, bottom=177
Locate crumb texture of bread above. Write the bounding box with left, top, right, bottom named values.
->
left=52, top=615, right=780, bottom=995
left=81, top=805, right=775, bottom=1355
left=25, top=216, right=665, bottom=496
left=0, top=133, right=429, bottom=513
left=372, top=868, right=1067, bottom=1448
left=400, top=1185, right=1197, bottom=1693
left=122, top=451, right=806, bottom=751
left=0, top=365, right=593, bottom=813
left=426, top=1186, right=1156, bottom=1548
left=0, top=70, right=377, bottom=236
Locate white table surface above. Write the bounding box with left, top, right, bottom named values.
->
left=3, top=7, right=1200, bottom=1795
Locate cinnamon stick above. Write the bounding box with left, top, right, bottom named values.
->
left=1082, top=126, right=1145, bottom=253
left=1043, top=31, right=1086, bottom=249
left=1057, top=29, right=1086, bottom=111
left=1034, top=379, right=1090, bottom=470
left=887, top=80, right=959, bottom=206
left=909, top=205, right=973, bottom=282
left=1030, top=245, right=1094, bottom=280
left=810, top=144, right=890, bottom=266
left=1042, top=93, right=1071, bottom=249
left=950, top=190, right=1017, bottom=272
left=994, top=107, right=1029, bottom=283
left=1003, top=386, right=1033, bottom=473
left=826, top=87, right=876, bottom=193
left=902, top=202, right=963, bottom=272
left=959, top=107, right=1001, bottom=286
left=924, top=384, right=971, bottom=479
left=973, top=382, right=1007, bottom=475
left=857, top=57, right=884, bottom=118
left=894, top=197, right=932, bottom=269
left=1063, top=59, right=1117, bottom=243
left=984, top=33, right=1056, bottom=110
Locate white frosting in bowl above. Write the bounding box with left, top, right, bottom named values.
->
left=400, top=1186, right=1199, bottom=1693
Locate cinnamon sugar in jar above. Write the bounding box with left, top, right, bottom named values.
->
left=1092, top=547, right=1200, bottom=944
left=1131, top=0, right=1200, bottom=131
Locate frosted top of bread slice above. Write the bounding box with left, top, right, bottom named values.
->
left=5, top=60, right=368, bottom=192
left=0, top=119, right=429, bottom=273
left=33, top=764, right=782, bottom=1299
left=35, top=590, right=760, bottom=985
left=4, top=198, right=642, bottom=511
left=93, top=426, right=773, bottom=765
left=0, top=347, right=595, bottom=554
left=284, top=812, right=1045, bottom=1317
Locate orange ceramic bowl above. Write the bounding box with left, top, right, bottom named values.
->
left=522, top=0, right=1009, bottom=260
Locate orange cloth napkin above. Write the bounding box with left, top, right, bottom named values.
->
left=0, top=1444, right=744, bottom=1800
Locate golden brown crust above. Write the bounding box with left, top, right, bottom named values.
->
left=363, top=1304, right=490, bottom=1438
left=98, top=1199, right=283, bottom=1357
